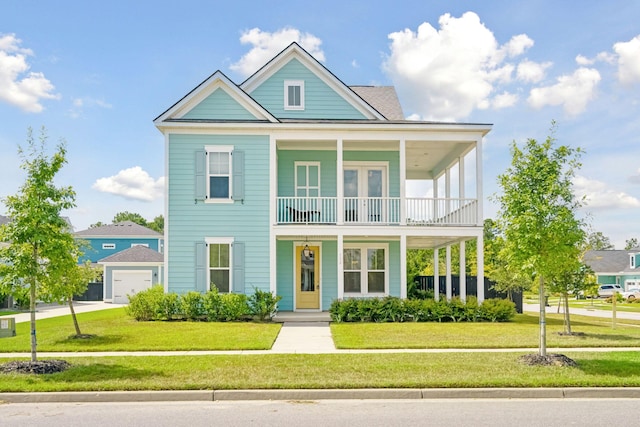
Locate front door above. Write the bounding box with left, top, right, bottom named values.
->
left=295, top=245, right=320, bottom=309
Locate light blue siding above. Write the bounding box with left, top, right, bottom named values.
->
left=321, top=240, right=338, bottom=308
left=80, top=238, right=162, bottom=263
left=248, top=58, right=367, bottom=120
left=276, top=240, right=294, bottom=311
left=167, top=133, right=270, bottom=295
left=183, top=88, right=257, bottom=120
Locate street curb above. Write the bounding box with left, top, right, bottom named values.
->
left=3, top=387, right=640, bottom=403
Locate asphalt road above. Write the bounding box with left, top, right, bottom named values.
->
left=0, top=398, right=637, bottom=427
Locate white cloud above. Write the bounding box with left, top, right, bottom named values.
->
left=68, top=96, right=113, bottom=118
left=230, top=27, right=325, bottom=78
left=629, top=168, right=640, bottom=184
left=573, top=175, right=640, bottom=210
left=613, top=34, right=640, bottom=85
left=491, top=91, right=518, bottom=109
left=383, top=12, right=532, bottom=121
left=92, top=167, right=164, bottom=202
left=527, top=67, right=600, bottom=116
left=576, top=52, right=615, bottom=66
left=516, top=59, right=552, bottom=83
left=0, top=33, right=59, bottom=112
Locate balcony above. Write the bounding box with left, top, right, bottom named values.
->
left=276, top=197, right=478, bottom=226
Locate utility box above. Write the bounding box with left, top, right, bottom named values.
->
left=0, top=317, right=16, bottom=338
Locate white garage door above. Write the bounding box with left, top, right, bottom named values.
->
left=113, top=270, right=152, bottom=304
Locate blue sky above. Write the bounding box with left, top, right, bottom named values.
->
left=1, top=0, right=639, bottom=248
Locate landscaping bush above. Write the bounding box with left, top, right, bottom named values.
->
left=126, top=285, right=164, bottom=321
left=329, top=296, right=516, bottom=323
left=181, top=291, right=207, bottom=321
left=248, top=289, right=282, bottom=321
left=217, top=293, right=250, bottom=321
left=157, top=291, right=181, bottom=320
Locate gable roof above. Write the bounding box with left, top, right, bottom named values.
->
left=0, top=215, right=9, bottom=226
left=98, top=245, right=164, bottom=263
left=240, top=42, right=386, bottom=120
left=154, top=70, right=278, bottom=124
left=584, top=250, right=636, bottom=274
left=350, top=86, right=405, bottom=120
left=75, top=221, right=162, bottom=238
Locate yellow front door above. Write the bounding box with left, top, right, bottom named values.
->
left=295, top=245, right=320, bottom=309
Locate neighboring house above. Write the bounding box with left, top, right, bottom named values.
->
left=154, top=42, right=491, bottom=312
left=75, top=221, right=164, bottom=301
left=98, top=245, right=164, bottom=304
left=584, top=248, right=640, bottom=291
left=75, top=221, right=164, bottom=264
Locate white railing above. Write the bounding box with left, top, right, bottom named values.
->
left=276, top=197, right=478, bottom=226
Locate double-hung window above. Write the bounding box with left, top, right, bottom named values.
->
left=206, top=145, right=233, bottom=201
left=207, top=238, right=232, bottom=293
left=284, top=80, right=304, bottom=110
left=343, top=244, right=388, bottom=295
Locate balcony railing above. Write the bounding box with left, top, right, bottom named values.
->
left=277, top=197, right=478, bottom=226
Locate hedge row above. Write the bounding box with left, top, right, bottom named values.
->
left=329, top=296, right=516, bottom=323
left=125, top=285, right=282, bottom=322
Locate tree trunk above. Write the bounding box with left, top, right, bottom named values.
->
left=539, top=275, right=547, bottom=357
left=30, top=244, right=38, bottom=362
left=68, top=296, right=81, bottom=336
left=563, top=292, right=572, bottom=334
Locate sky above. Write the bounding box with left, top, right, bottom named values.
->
left=1, top=0, right=639, bottom=249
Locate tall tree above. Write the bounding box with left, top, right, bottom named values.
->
left=112, top=211, right=148, bottom=226
left=584, top=231, right=614, bottom=250
left=495, top=122, right=585, bottom=356
left=0, top=128, right=77, bottom=362
left=147, top=215, right=164, bottom=234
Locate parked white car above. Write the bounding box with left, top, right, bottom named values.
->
left=597, top=284, right=623, bottom=298
left=622, top=287, right=640, bottom=301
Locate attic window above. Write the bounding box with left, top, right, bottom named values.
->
left=632, top=255, right=636, bottom=268
left=285, top=80, right=304, bottom=110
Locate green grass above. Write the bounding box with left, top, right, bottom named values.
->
left=331, top=313, right=640, bottom=349
left=0, top=310, right=20, bottom=316
left=1, top=351, right=640, bottom=392
left=0, top=308, right=281, bottom=352
left=525, top=294, right=640, bottom=313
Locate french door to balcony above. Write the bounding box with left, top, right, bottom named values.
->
left=343, top=164, right=386, bottom=223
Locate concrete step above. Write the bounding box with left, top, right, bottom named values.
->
left=272, top=312, right=331, bottom=323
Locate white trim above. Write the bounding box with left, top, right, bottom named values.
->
left=205, top=237, right=234, bottom=293
left=164, top=132, right=169, bottom=292
left=294, top=161, right=321, bottom=197
left=284, top=80, right=305, bottom=110
left=270, top=135, right=277, bottom=294
left=205, top=145, right=234, bottom=203
left=342, top=242, right=389, bottom=297
left=131, top=243, right=149, bottom=248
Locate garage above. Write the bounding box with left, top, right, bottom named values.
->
left=113, top=270, right=152, bottom=304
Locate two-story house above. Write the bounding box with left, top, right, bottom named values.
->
left=154, top=42, right=491, bottom=312
left=584, top=248, right=640, bottom=291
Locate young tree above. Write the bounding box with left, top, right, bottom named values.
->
left=584, top=231, right=614, bottom=250
left=0, top=128, right=77, bottom=362
left=547, top=262, right=592, bottom=334
left=495, top=122, right=585, bottom=357
left=625, top=238, right=639, bottom=250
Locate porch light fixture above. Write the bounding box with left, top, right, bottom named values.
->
left=303, top=244, right=311, bottom=258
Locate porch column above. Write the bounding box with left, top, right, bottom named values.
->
left=477, top=233, right=485, bottom=302
left=446, top=244, right=452, bottom=301
left=459, top=241, right=466, bottom=302
left=433, top=248, right=439, bottom=301
left=400, top=234, right=407, bottom=298
left=475, top=139, right=484, bottom=226
left=445, top=167, right=451, bottom=215
left=337, top=233, right=344, bottom=300
left=269, top=135, right=277, bottom=293
left=399, top=138, right=406, bottom=225
left=337, top=138, right=344, bottom=224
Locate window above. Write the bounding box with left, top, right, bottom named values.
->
left=343, top=244, right=387, bottom=295
left=295, top=162, right=320, bottom=198
left=632, top=255, right=636, bottom=268
left=208, top=242, right=230, bottom=293
left=102, top=243, right=116, bottom=250
left=285, top=80, right=304, bottom=110
left=206, top=146, right=233, bottom=201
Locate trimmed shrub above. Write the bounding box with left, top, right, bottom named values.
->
left=218, top=293, right=250, bottom=321
left=181, top=291, right=206, bottom=321
left=478, top=298, right=517, bottom=322
left=126, top=285, right=164, bottom=321
left=248, top=289, right=282, bottom=321
left=157, top=292, right=181, bottom=321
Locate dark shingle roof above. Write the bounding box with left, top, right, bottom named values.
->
left=0, top=215, right=9, bottom=226
left=584, top=250, right=635, bottom=273
left=98, top=245, right=164, bottom=263
left=349, top=86, right=405, bottom=120
left=76, top=221, right=161, bottom=237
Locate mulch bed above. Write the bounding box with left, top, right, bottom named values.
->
left=518, top=353, right=577, bottom=367
left=0, top=359, right=71, bottom=375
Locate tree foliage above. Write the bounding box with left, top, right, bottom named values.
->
left=495, top=122, right=585, bottom=355
left=625, top=238, right=639, bottom=250
left=584, top=231, right=614, bottom=251
left=0, top=128, right=77, bottom=361
left=112, top=211, right=148, bottom=227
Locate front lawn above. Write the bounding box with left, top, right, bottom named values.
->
left=0, top=308, right=281, bottom=352
left=2, top=351, right=640, bottom=392
left=331, top=313, right=640, bottom=349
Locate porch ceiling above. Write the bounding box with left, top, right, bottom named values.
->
left=407, top=235, right=470, bottom=249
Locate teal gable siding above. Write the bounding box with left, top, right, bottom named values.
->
left=80, top=238, right=161, bottom=263
left=248, top=59, right=367, bottom=120
left=388, top=241, right=401, bottom=296
left=321, top=240, right=338, bottom=309
left=182, top=88, right=257, bottom=120
left=277, top=150, right=337, bottom=197
left=167, top=133, right=270, bottom=295
left=597, top=275, right=618, bottom=285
